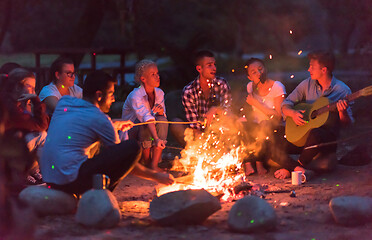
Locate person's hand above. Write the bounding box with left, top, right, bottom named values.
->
left=290, top=109, right=306, bottom=126
left=152, top=103, right=164, bottom=116
left=154, top=138, right=166, bottom=149
left=155, top=172, right=175, bottom=185
left=336, top=99, right=348, bottom=112
left=113, top=120, right=134, bottom=132
left=18, top=94, right=37, bottom=102
left=246, top=94, right=257, bottom=106
left=204, top=106, right=219, bottom=126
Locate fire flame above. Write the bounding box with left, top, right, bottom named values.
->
left=158, top=113, right=274, bottom=201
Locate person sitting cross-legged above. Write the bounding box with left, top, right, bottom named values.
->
left=40, top=70, right=174, bottom=196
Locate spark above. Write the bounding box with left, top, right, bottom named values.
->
left=298, top=50, right=303, bottom=55
left=274, top=130, right=277, bottom=132
left=244, top=65, right=248, bottom=69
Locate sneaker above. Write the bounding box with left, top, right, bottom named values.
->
left=26, top=175, right=44, bottom=185
left=32, top=171, right=43, bottom=182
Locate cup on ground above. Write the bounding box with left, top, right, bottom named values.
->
left=291, top=171, right=306, bottom=185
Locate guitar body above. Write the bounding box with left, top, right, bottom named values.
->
left=285, top=97, right=330, bottom=147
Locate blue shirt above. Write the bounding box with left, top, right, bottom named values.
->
left=282, top=76, right=353, bottom=121
left=40, top=96, right=120, bottom=185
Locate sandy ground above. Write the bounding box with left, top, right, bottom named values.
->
left=33, top=155, right=372, bottom=240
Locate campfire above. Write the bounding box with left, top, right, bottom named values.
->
left=157, top=114, right=270, bottom=201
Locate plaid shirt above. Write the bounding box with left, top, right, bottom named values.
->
left=182, top=76, right=231, bottom=130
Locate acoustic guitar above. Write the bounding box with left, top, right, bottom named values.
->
left=285, top=85, right=372, bottom=147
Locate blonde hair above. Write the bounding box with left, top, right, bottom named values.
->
left=134, top=59, right=156, bottom=84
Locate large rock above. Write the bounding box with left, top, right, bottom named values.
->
left=150, top=189, right=221, bottom=225
left=19, top=185, right=77, bottom=216
left=329, top=196, right=372, bottom=226
left=228, top=196, right=277, bottom=233
left=75, top=189, right=121, bottom=229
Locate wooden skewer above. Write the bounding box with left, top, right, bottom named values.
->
left=132, top=120, right=202, bottom=127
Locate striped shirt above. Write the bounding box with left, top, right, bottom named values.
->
left=182, top=76, right=231, bottom=130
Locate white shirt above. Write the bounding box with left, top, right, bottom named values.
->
left=40, top=96, right=120, bottom=185
left=247, top=81, right=286, bottom=123
left=39, top=82, right=83, bottom=101
left=122, top=85, right=166, bottom=122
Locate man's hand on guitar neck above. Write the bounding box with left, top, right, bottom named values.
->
left=283, top=105, right=307, bottom=126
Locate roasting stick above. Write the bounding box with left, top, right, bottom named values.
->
left=304, top=130, right=372, bottom=150
left=132, top=120, right=203, bottom=127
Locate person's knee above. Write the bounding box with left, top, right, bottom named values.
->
left=155, top=115, right=168, bottom=139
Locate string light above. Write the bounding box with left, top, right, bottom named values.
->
left=298, top=50, right=303, bottom=55
left=290, top=75, right=294, bottom=78
left=289, top=30, right=293, bottom=34
left=269, top=54, right=273, bottom=59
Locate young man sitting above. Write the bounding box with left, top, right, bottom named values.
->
left=40, top=70, right=174, bottom=195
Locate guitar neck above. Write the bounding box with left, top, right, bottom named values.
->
left=316, top=91, right=361, bottom=115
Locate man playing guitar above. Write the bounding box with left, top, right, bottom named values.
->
left=274, top=51, right=353, bottom=179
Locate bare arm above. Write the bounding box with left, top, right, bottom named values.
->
left=43, top=96, right=59, bottom=115
left=130, top=163, right=174, bottom=185
left=282, top=104, right=306, bottom=126
left=146, top=120, right=166, bottom=149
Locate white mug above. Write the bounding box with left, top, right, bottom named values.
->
left=291, top=171, right=306, bottom=185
